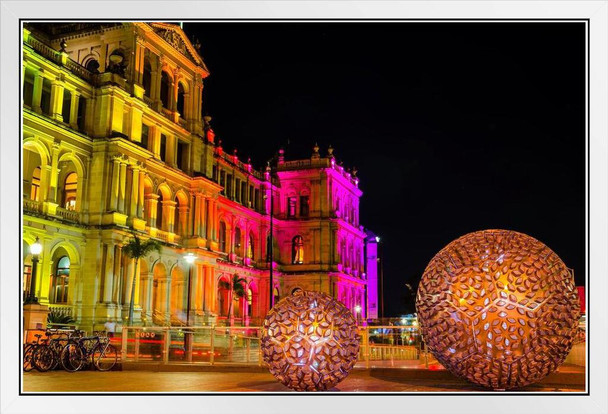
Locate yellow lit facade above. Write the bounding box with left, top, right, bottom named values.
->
left=22, top=23, right=374, bottom=332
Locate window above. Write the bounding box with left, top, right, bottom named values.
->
left=247, top=234, right=254, bottom=260
left=254, top=189, right=260, bottom=211
left=241, top=184, right=247, bottom=205
left=219, top=171, right=226, bottom=194
left=140, top=124, right=149, bottom=150
left=300, top=195, right=309, bottom=217
left=248, top=185, right=254, bottom=208
left=266, top=234, right=272, bottom=262
left=77, top=97, right=86, bottom=131
left=30, top=166, right=41, bottom=201
left=177, top=82, right=185, bottom=116
left=23, top=264, right=32, bottom=298
left=226, top=174, right=233, bottom=199
left=160, top=71, right=170, bottom=108
left=287, top=196, right=297, bottom=218
left=219, top=221, right=227, bottom=252
left=51, top=256, right=70, bottom=304
left=23, top=69, right=35, bottom=108
left=234, top=227, right=242, bottom=255
left=173, top=197, right=180, bottom=234
left=292, top=235, right=304, bottom=264
left=156, top=195, right=164, bottom=229
left=143, top=58, right=152, bottom=97
left=247, top=289, right=253, bottom=316
left=40, top=78, right=52, bottom=115
left=235, top=179, right=241, bottom=203
left=63, top=172, right=77, bottom=211
left=85, top=59, right=100, bottom=73
left=62, top=89, right=71, bottom=123
left=159, top=134, right=167, bottom=162
left=212, top=165, right=218, bottom=182
left=176, top=140, right=188, bottom=170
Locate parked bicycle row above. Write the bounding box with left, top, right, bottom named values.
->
left=23, top=328, right=118, bottom=372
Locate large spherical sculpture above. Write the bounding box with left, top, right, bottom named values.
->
left=416, top=230, right=580, bottom=390
left=261, top=289, right=360, bottom=391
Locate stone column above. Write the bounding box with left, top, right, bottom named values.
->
left=138, top=170, right=146, bottom=218
left=145, top=193, right=159, bottom=227
left=68, top=92, right=80, bottom=129
left=118, top=160, right=128, bottom=214
left=163, top=200, right=177, bottom=233
left=109, top=157, right=121, bottom=211
left=47, top=143, right=60, bottom=204
left=50, top=79, right=65, bottom=122
left=129, top=164, right=140, bottom=218
left=112, top=246, right=122, bottom=305
left=103, top=243, right=114, bottom=302
left=193, top=193, right=202, bottom=237
left=31, top=70, right=44, bottom=113
left=178, top=206, right=189, bottom=236
left=144, top=273, right=154, bottom=322
left=200, top=195, right=207, bottom=238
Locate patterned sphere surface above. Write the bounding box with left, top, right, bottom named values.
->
left=416, top=230, right=580, bottom=390
left=261, top=290, right=360, bottom=391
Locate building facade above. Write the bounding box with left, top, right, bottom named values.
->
left=21, top=22, right=375, bottom=332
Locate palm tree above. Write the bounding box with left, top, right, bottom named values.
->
left=122, top=233, right=162, bottom=326
left=218, top=273, right=247, bottom=325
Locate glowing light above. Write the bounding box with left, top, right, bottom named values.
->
left=416, top=229, right=581, bottom=390
left=184, top=252, right=196, bottom=264
left=261, top=290, right=359, bottom=391
left=30, top=237, right=42, bottom=256
left=375, top=236, right=380, bottom=243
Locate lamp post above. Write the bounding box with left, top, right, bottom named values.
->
left=183, top=252, right=196, bottom=362
left=264, top=161, right=275, bottom=312
left=24, top=237, right=42, bottom=305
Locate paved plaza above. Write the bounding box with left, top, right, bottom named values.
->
left=23, top=365, right=585, bottom=393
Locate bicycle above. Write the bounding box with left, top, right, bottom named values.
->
left=60, top=332, right=118, bottom=372
left=32, top=329, right=84, bottom=372
left=23, top=333, right=47, bottom=372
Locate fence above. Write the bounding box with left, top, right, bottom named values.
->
left=120, top=325, right=428, bottom=367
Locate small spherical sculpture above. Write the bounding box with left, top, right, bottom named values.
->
left=416, top=230, right=580, bottom=390
left=261, top=290, right=360, bottom=391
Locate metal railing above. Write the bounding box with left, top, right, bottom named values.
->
left=120, top=324, right=427, bottom=367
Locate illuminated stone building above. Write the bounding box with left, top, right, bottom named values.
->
left=21, top=22, right=375, bottom=332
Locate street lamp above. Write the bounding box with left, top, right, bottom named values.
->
left=24, top=237, right=42, bottom=305
left=183, top=252, right=196, bottom=362
left=354, top=305, right=362, bottom=325
left=263, top=161, right=275, bottom=311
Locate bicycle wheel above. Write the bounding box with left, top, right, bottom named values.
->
left=23, top=344, right=34, bottom=372
left=33, top=345, right=55, bottom=372
left=60, top=343, right=85, bottom=372
left=92, top=343, right=118, bottom=371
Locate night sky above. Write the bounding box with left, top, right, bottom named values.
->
left=183, top=22, right=586, bottom=317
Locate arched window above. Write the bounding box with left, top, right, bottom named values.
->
left=219, top=221, right=227, bottom=252
left=177, top=82, right=185, bottom=116
left=234, top=227, right=242, bottom=255
left=143, top=58, right=152, bottom=97
left=85, top=59, right=100, bottom=73
left=292, top=235, right=304, bottom=264
left=266, top=234, right=272, bottom=262
left=247, top=288, right=253, bottom=316
left=173, top=196, right=180, bottom=234
left=160, top=71, right=170, bottom=108
left=273, top=287, right=280, bottom=305
left=247, top=233, right=254, bottom=260
left=51, top=256, right=70, bottom=304
left=63, top=172, right=78, bottom=211
left=156, top=192, right=164, bottom=230
left=30, top=166, right=41, bottom=201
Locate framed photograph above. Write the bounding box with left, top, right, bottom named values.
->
left=1, top=1, right=606, bottom=414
